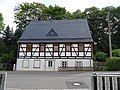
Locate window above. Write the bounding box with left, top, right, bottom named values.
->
left=22, top=60, right=29, bottom=68
left=48, top=61, right=52, bottom=67
left=33, top=60, right=40, bottom=68
left=54, top=44, right=58, bottom=51
left=62, top=61, right=67, bottom=67
left=40, top=44, right=45, bottom=51
left=66, top=44, right=71, bottom=51
left=27, top=44, right=32, bottom=52
left=76, top=61, right=82, bottom=67
left=79, top=43, right=83, bottom=51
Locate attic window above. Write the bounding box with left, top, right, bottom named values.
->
left=46, top=28, right=58, bottom=36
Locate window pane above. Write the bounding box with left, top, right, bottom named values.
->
left=40, top=45, right=44, bottom=51
left=27, top=44, right=32, bottom=52
left=62, top=61, right=67, bottom=67
left=54, top=45, right=58, bottom=51
left=48, top=61, right=52, bottom=67
left=66, top=44, right=71, bottom=51
left=34, top=60, right=40, bottom=68
left=22, top=60, right=29, bottom=68
left=79, top=43, right=83, bottom=51
left=76, top=61, right=82, bottom=67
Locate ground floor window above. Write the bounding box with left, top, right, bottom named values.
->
left=48, top=61, right=53, bottom=67
left=76, top=61, right=82, bottom=67
left=33, top=60, right=41, bottom=68
left=22, top=60, right=29, bottom=68
left=62, top=61, right=67, bottom=67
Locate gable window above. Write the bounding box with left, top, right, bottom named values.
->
left=27, top=44, right=32, bottom=52
left=66, top=44, right=71, bottom=51
left=62, top=61, right=67, bottom=67
left=46, top=28, right=58, bottom=36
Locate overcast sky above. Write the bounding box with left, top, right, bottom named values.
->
left=0, top=0, right=120, bottom=30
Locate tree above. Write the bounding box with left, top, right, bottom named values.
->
left=0, top=13, right=4, bottom=34
left=83, top=7, right=109, bottom=53
left=43, top=5, right=69, bottom=20
left=2, top=25, right=13, bottom=45
left=14, top=2, right=46, bottom=31
left=72, top=9, right=84, bottom=19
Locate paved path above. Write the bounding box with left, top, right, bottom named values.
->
left=5, top=71, right=93, bottom=90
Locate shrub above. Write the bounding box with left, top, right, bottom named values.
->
left=106, top=57, right=120, bottom=71
left=112, top=49, right=120, bottom=57
left=94, top=52, right=107, bottom=62
left=0, top=51, right=14, bottom=63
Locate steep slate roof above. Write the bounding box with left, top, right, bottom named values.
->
left=18, top=19, right=93, bottom=43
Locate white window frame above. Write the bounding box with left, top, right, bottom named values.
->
left=33, top=60, right=41, bottom=68
left=75, top=61, right=82, bottom=67
left=22, top=60, right=29, bottom=68
left=61, top=61, right=68, bottom=67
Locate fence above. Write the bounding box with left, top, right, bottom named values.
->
left=58, top=67, right=94, bottom=71
left=0, top=63, right=13, bottom=71
left=91, top=73, right=120, bottom=90
left=0, top=72, right=7, bottom=90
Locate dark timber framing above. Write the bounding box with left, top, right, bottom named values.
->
left=18, top=42, right=93, bottom=59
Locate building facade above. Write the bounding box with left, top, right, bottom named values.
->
left=16, top=19, right=93, bottom=71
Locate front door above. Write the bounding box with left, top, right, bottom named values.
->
left=45, top=60, right=55, bottom=71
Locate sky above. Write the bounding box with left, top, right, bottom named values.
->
left=0, top=0, right=120, bottom=30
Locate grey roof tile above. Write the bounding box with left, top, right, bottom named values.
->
left=18, top=19, right=93, bottom=43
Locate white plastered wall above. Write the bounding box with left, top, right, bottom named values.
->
left=16, top=58, right=93, bottom=71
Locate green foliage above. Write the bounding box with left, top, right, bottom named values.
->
left=94, top=52, right=107, bottom=62
left=14, top=2, right=46, bottom=31
left=106, top=57, right=120, bottom=71
left=2, top=25, right=13, bottom=45
left=0, top=13, right=4, bottom=34
left=0, top=51, right=14, bottom=63
left=43, top=5, right=68, bottom=20
left=112, top=49, right=120, bottom=57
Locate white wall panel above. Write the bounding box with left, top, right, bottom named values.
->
left=84, top=44, right=90, bottom=47
left=40, top=52, right=44, bottom=56
left=72, top=52, right=77, bottom=56
left=21, top=44, right=26, bottom=47
left=33, top=44, right=39, bottom=47
left=32, top=52, right=39, bottom=56
left=66, top=52, right=71, bottom=56
left=27, top=52, right=31, bottom=56
left=19, top=52, right=25, bottom=56
left=72, top=44, right=78, bottom=47
left=79, top=52, right=84, bottom=56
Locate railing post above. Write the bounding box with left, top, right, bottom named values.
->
left=0, top=72, right=7, bottom=90
left=91, top=73, right=97, bottom=90
left=91, top=73, right=120, bottom=90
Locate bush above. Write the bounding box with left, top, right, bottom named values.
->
left=112, top=49, right=120, bottom=57
left=0, top=51, right=14, bottom=63
left=94, top=52, right=107, bottom=62
left=106, top=57, right=120, bottom=71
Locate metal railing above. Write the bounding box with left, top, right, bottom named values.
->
left=0, top=72, right=7, bottom=90
left=91, top=73, right=120, bottom=90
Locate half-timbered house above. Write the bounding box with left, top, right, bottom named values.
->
left=16, top=19, right=93, bottom=71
